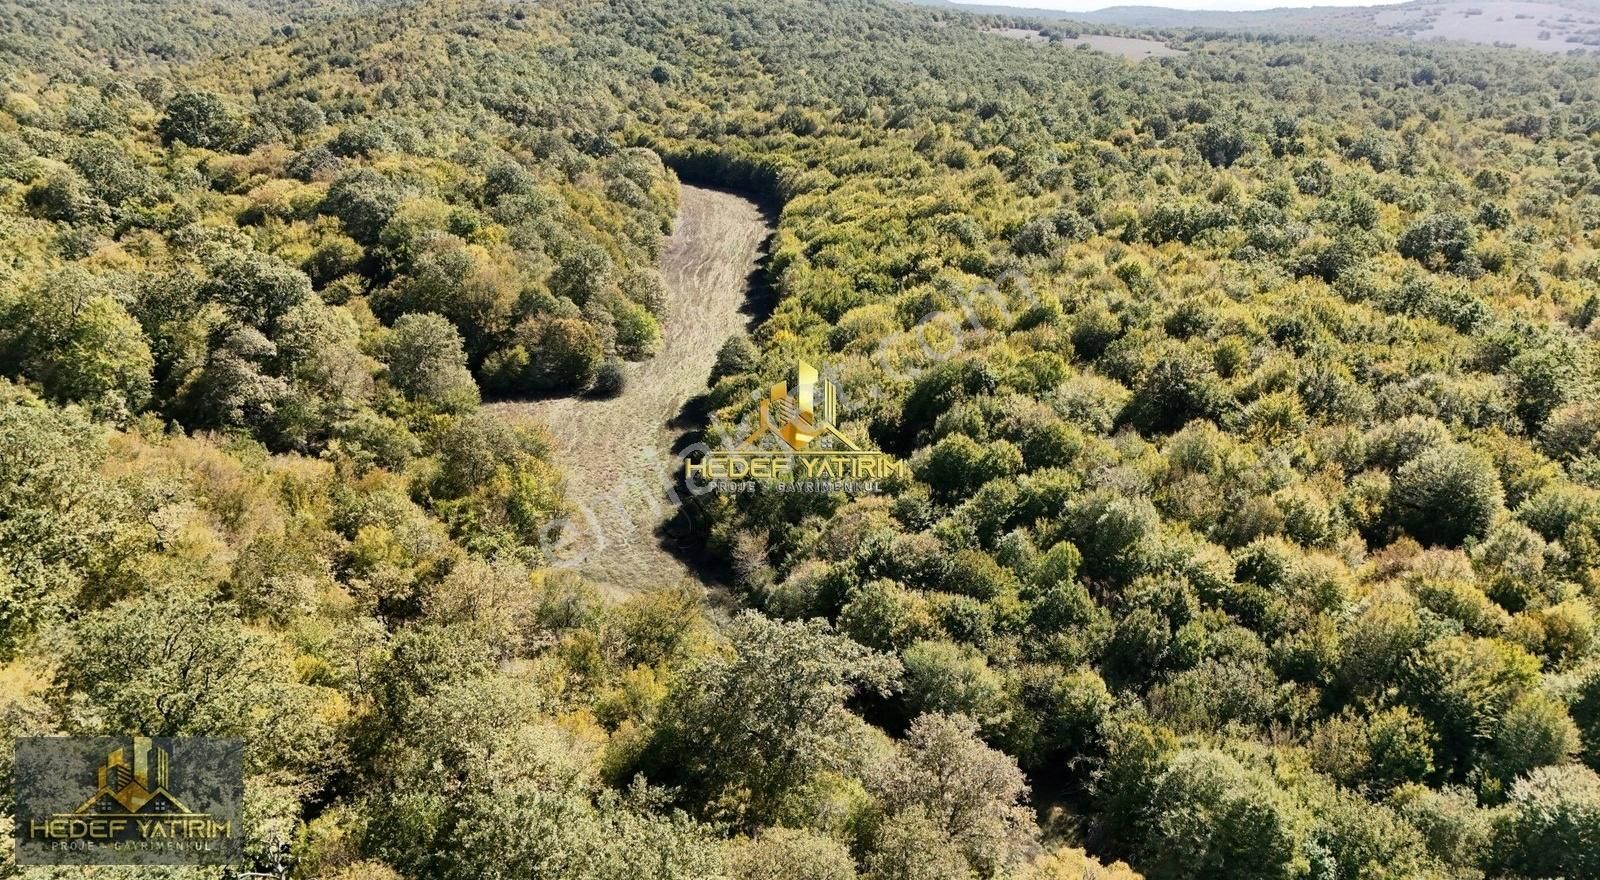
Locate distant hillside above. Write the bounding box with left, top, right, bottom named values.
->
left=905, top=0, right=1600, bottom=51
left=1078, top=4, right=1375, bottom=28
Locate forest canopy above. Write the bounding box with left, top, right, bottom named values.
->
left=0, top=0, right=1598, bottom=878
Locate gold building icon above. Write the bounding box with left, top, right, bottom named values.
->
left=686, top=359, right=907, bottom=485
left=75, top=737, right=192, bottom=815
left=738, top=360, right=859, bottom=452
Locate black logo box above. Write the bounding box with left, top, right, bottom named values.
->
left=13, top=737, right=243, bottom=866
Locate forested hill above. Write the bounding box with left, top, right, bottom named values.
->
left=1, top=0, right=1600, bottom=878
left=0, top=0, right=405, bottom=68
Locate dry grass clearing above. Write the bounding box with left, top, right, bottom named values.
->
left=489, top=185, right=773, bottom=596
left=1377, top=0, right=1600, bottom=51
left=987, top=27, right=1186, bottom=59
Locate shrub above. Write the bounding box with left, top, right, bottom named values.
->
left=710, top=334, right=759, bottom=386
left=591, top=357, right=626, bottom=397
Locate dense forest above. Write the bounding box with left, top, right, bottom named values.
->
left=1, top=0, right=1599, bottom=877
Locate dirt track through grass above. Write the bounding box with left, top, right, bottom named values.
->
left=488, top=184, right=773, bottom=595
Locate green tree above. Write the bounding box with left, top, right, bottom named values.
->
left=1397, top=212, right=1476, bottom=272
left=1507, top=344, right=1578, bottom=432
left=385, top=313, right=479, bottom=413
left=25, top=169, right=109, bottom=225
left=838, top=579, right=937, bottom=652
left=69, top=136, right=159, bottom=210
left=613, top=301, right=661, bottom=360
left=900, top=641, right=1010, bottom=730
left=917, top=435, right=1023, bottom=504
left=1195, top=122, right=1248, bottom=168
left=54, top=590, right=336, bottom=784
left=1390, top=444, right=1504, bottom=547
left=549, top=242, right=613, bottom=307
left=1301, top=784, right=1436, bottom=880
left=1576, top=666, right=1600, bottom=771
left=870, top=713, right=1036, bottom=878
left=1402, top=635, right=1540, bottom=779
left=324, top=168, right=406, bottom=245
left=1390, top=784, right=1492, bottom=873
left=1135, top=748, right=1307, bottom=880
left=363, top=670, right=724, bottom=880
left=4, top=275, right=153, bottom=417
left=1312, top=708, right=1436, bottom=797
left=1124, top=350, right=1229, bottom=436
left=729, top=828, right=858, bottom=880
left=1491, top=764, right=1600, bottom=879
left=521, top=317, right=605, bottom=392
left=639, top=613, right=899, bottom=827
left=376, top=236, right=521, bottom=358
left=865, top=806, right=976, bottom=880
left=427, top=412, right=565, bottom=551
left=710, top=334, right=760, bottom=386
left=0, top=394, right=137, bottom=657
left=158, top=90, right=240, bottom=149
left=202, top=247, right=314, bottom=334
left=36, top=296, right=154, bottom=415
left=1487, top=692, right=1581, bottom=786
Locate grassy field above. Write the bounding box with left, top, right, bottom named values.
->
left=489, top=185, right=773, bottom=596
left=988, top=26, right=1186, bottom=57
left=1376, top=0, right=1600, bottom=51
